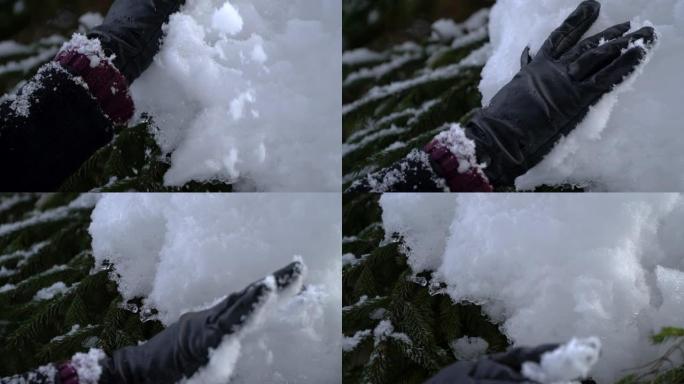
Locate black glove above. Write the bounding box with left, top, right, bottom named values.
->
left=466, top=0, right=656, bottom=186
left=425, top=344, right=559, bottom=384
left=88, top=0, right=185, bottom=83
left=98, top=261, right=304, bottom=383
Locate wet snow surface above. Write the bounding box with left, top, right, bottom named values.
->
left=380, top=193, right=684, bottom=382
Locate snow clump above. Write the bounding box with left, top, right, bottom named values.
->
left=450, top=336, right=489, bottom=361
left=522, top=337, right=601, bottom=384
left=131, top=0, right=341, bottom=191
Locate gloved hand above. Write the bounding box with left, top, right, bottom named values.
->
left=466, top=0, right=656, bottom=186
left=424, top=344, right=559, bottom=384
left=88, top=0, right=185, bottom=83
left=98, top=261, right=304, bottom=383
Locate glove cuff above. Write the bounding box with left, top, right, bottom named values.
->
left=424, top=124, right=493, bottom=192
left=57, top=362, right=79, bottom=384
left=55, top=34, right=134, bottom=125
left=57, top=348, right=106, bottom=384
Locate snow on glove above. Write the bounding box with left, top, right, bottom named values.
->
left=97, top=261, right=304, bottom=384
left=346, top=149, right=449, bottom=192
left=463, top=0, right=656, bottom=186
left=88, top=0, right=185, bottom=83
left=424, top=344, right=559, bottom=384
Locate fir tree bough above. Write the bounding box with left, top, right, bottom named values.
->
left=342, top=26, right=485, bottom=190
left=0, top=194, right=164, bottom=377
left=342, top=193, right=509, bottom=384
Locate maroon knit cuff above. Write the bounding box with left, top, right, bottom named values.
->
left=57, top=362, right=79, bottom=384
left=55, top=50, right=134, bottom=125
left=424, top=140, right=493, bottom=192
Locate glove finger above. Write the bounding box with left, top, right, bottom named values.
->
left=215, top=280, right=273, bottom=333
left=423, top=361, right=477, bottom=384
left=542, top=0, right=600, bottom=58
left=520, top=46, right=532, bottom=69
left=564, top=21, right=631, bottom=62
left=592, top=46, right=647, bottom=90
left=569, top=26, right=655, bottom=81
left=469, top=358, right=530, bottom=381
left=210, top=261, right=302, bottom=316
left=212, top=261, right=303, bottom=332
left=490, top=344, right=560, bottom=371
left=272, top=261, right=305, bottom=292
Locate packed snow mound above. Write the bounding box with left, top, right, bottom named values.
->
left=89, top=193, right=341, bottom=383
left=522, top=337, right=601, bottom=384
left=131, top=0, right=341, bottom=191
left=450, top=336, right=489, bottom=361
left=380, top=193, right=684, bottom=382
left=380, top=194, right=457, bottom=272
left=481, top=0, right=684, bottom=191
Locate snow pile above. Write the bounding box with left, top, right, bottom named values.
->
left=481, top=0, right=684, bottom=191
left=380, top=193, right=684, bottom=382
left=51, top=324, right=88, bottom=343
left=89, top=193, right=341, bottom=383
left=380, top=193, right=456, bottom=272
left=341, top=320, right=412, bottom=354
left=450, top=336, right=489, bottom=361
left=78, top=12, right=104, bottom=30
left=522, top=337, right=601, bottom=384
left=342, top=329, right=372, bottom=352
left=372, top=319, right=411, bottom=346
left=33, top=281, right=69, bottom=301
left=70, top=348, right=105, bottom=384
left=342, top=48, right=386, bottom=66
left=60, top=34, right=113, bottom=68
left=131, top=0, right=341, bottom=191
left=211, top=2, right=243, bottom=35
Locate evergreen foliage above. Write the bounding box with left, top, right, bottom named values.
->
left=342, top=193, right=684, bottom=384
left=58, top=121, right=233, bottom=192
left=615, top=327, right=684, bottom=384
left=0, top=194, right=164, bottom=377
left=342, top=193, right=509, bottom=384
left=342, top=16, right=485, bottom=190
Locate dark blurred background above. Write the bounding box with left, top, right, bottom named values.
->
left=343, top=0, right=495, bottom=50
left=0, top=0, right=111, bottom=42
left=0, top=0, right=113, bottom=93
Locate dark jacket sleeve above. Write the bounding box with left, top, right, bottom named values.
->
left=346, top=149, right=449, bottom=193
left=0, top=63, right=114, bottom=191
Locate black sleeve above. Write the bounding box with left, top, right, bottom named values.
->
left=345, top=149, right=448, bottom=193
left=0, top=63, right=114, bottom=191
